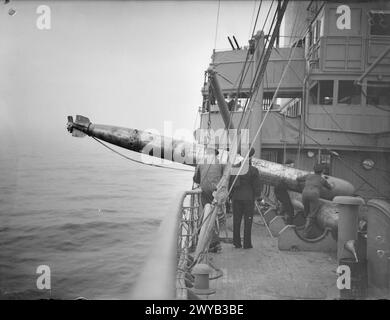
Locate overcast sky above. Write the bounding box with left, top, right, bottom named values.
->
left=0, top=0, right=278, bottom=151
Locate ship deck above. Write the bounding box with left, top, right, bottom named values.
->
left=206, top=214, right=339, bottom=300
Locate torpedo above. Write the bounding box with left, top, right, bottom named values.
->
left=66, top=115, right=355, bottom=201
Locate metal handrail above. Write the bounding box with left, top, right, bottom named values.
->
left=131, top=189, right=202, bottom=300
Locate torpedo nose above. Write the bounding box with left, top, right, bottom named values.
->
left=66, top=116, right=74, bottom=133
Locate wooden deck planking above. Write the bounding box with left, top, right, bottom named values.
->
left=206, top=215, right=339, bottom=300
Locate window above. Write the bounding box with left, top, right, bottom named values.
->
left=314, top=19, right=321, bottom=43
left=319, top=80, right=333, bottom=105
left=320, top=153, right=331, bottom=175
left=368, top=11, right=390, bottom=36
left=309, top=81, right=334, bottom=105
left=338, top=81, right=361, bottom=104
left=367, top=81, right=390, bottom=106
left=309, top=83, right=318, bottom=104
left=308, top=29, right=313, bottom=47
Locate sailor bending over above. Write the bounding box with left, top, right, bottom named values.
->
left=297, top=163, right=332, bottom=239
left=193, top=147, right=224, bottom=252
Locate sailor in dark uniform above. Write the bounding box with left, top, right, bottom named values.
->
left=229, top=148, right=262, bottom=249
left=297, top=163, right=333, bottom=239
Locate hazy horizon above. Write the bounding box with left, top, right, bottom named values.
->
left=0, top=0, right=281, bottom=155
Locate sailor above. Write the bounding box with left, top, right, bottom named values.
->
left=193, top=147, right=224, bottom=252
left=229, top=148, right=262, bottom=249
left=274, top=159, right=295, bottom=225
left=193, top=147, right=224, bottom=205
left=227, top=94, right=235, bottom=111
left=297, top=163, right=333, bottom=239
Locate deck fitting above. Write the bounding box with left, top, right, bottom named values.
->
left=192, top=263, right=216, bottom=295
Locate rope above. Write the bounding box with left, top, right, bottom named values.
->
left=251, top=0, right=263, bottom=38
left=255, top=201, right=274, bottom=238
left=229, top=46, right=298, bottom=195
left=233, top=0, right=279, bottom=136
left=218, top=0, right=277, bottom=138
left=213, top=0, right=221, bottom=50
left=212, top=1, right=280, bottom=197
left=229, top=1, right=297, bottom=196
left=214, top=0, right=276, bottom=153
left=192, top=109, right=199, bottom=133
left=248, top=0, right=258, bottom=38
left=91, top=136, right=194, bottom=173
left=239, top=4, right=304, bottom=142
left=215, top=71, right=234, bottom=85
left=221, top=0, right=274, bottom=133
left=260, top=0, right=275, bottom=33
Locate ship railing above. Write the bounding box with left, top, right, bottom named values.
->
left=176, top=189, right=203, bottom=299
left=279, top=97, right=302, bottom=117
left=131, top=189, right=203, bottom=300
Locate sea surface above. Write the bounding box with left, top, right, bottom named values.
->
left=0, top=138, right=193, bottom=299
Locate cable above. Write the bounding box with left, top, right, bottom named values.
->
left=317, top=104, right=358, bottom=148
left=235, top=31, right=304, bottom=177
left=248, top=0, right=258, bottom=39
left=214, top=71, right=234, bottom=85
left=240, top=8, right=305, bottom=138
left=213, top=0, right=221, bottom=50
left=192, top=109, right=199, bottom=134
left=238, top=0, right=281, bottom=123
left=232, top=0, right=279, bottom=136
left=240, top=0, right=301, bottom=143
left=199, top=1, right=271, bottom=182
left=217, top=1, right=280, bottom=173
left=209, top=2, right=278, bottom=179
left=91, top=136, right=194, bottom=173
left=229, top=34, right=299, bottom=196
left=221, top=0, right=275, bottom=132
left=273, top=46, right=305, bottom=84
left=229, top=9, right=315, bottom=196
left=200, top=0, right=255, bottom=183
left=251, top=0, right=263, bottom=39
left=260, top=0, right=275, bottom=32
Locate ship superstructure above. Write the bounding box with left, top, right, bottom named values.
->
left=198, top=0, right=390, bottom=202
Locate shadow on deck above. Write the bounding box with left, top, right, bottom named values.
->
left=207, top=215, right=339, bottom=300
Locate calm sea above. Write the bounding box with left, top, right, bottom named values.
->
left=0, top=137, right=193, bottom=299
